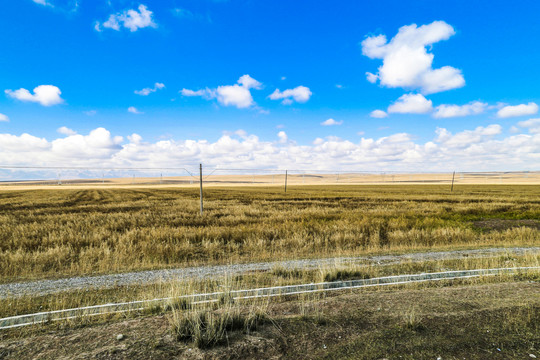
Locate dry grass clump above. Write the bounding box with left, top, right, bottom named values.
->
left=170, top=305, right=268, bottom=349
left=0, top=185, right=539, bottom=282
left=167, top=280, right=269, bottom=349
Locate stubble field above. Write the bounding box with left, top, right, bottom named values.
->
left=1, top=184, right=539, bottom=283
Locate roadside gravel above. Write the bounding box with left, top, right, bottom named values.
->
left=1, top=247, right=538, bottom=299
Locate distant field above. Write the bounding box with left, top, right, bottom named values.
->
left=0, top=185, right=539, bottom=283
left=1, top=171, right=539, bottom=189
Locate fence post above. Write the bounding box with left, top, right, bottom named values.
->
left=284, top=170, right=288, bottom=193
left=451, top=171, right=456, bottom=192
left=199, top=164, right=204, bottom=215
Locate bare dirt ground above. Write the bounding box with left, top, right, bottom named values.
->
left=2, top=247, right=539, bottom=299
left=1, top=281, right=538, bottom=359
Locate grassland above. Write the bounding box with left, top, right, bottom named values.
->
left=1, top=185, right=539, bottom=282
left=1, top=279, right=539, bottom=359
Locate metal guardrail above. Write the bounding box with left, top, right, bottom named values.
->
left=1, top=266, right=538, bottom=330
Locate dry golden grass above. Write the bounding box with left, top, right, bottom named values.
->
left=2, top=251, right=538, bottom=319
left=2, top=279, right=539, bottom=359
left=1, top=171, right=539, bottom=190
left=0, top=185, right=539, bottom=282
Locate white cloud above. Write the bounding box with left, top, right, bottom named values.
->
left=5, top=85, right=63, bottom=106
left=57, top=126, right=76, bottom=136
left=387, top=93, right=433, bottom=114
left=180, top=88, right=216, bottom=99
left=96, top=5, right=157, bottom=32
left=435, top=124, right=501, bottom=148
left=433, top=101, right=488, bottom=118
left=128, top=106, right=143, bottom=114
left=32, top=0, right=51, bottom=5
left=237, top=75, right=262, bottom=90
left=277, top=131, right=288, bottom=143
left=370, top=110, right=388, bottom=118
left=0, top=133, right=49, bottom=152
left=517, top=118, right=540, bottom=134
left=216, top=85, right=254, bottom=108
left=321, top=118, right=343, bottom=126
left=135, top=82, right=165, bottom=96
left=269, top=86, right=312, bottom=105
left=32, top=0, right=78, bottom=11
left=366, top=72, right=379, bottom=84
left=0, top=113, right=9, bottom=122
left=497, top=102, right=538, bottom=118
left=84, top=110, right=97, bottom=116
left=362, top=21, right=465, bottom=94
left=1, top=125, right=540, bottom=172
left=128, top=133, right=143, bottom=144
left=181, top=75, right=262, bottom=109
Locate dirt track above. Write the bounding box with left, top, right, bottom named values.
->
left=1, top=247, right=538, bottom=299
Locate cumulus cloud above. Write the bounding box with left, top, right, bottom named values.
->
left=0, top=113, right=9, bottom=122
left=128, top=106, right=143, bottom=114
left=277, top=131, right=288, bottom=143
left=433, top=101, right=488, bottom=118
left=435, top=124, right=501, bottom=148
left=497, top=102, right=538, bottom=118
left=517, top=118, right=540, bottom=134
left=216, top=85, right=254, bottom=108
left=5, top=85, right=63, bottom=106
left=95, top=4, right=157, bottom=32
left=135, top=82, right=165, bottom=96
left=1, top=125, right=540, bottom=172
left=181, top=75, right=262, bottom=109
left=370, top=110, right=388, bottom=118
left=321, top=118, right=343, bottom=126
left=387, top=93, right=433, bottom=114
left=57, top=126, right=76, bottom=136
left=362, top=21, right=465, bottom=94
left=268, top=86, right=312, bottom=105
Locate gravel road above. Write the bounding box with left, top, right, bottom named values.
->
left=1, top=247, right=538, bottom=299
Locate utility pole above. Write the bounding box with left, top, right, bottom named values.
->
left=199, top=164, right=204, bottom=215
left=284, top=170, right=288, bottom=193
left=451, top=171, right=456, bottom=192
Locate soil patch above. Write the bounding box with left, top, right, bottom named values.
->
left=473, top=218, right=540, bottom=231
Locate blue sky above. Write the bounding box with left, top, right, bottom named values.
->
left=1, top=0, right=540, bottom=171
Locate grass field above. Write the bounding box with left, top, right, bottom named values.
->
left=1, top=279, right=539, bottom=359
left=1, top=184, right=539, bottom=358
left=1, top=185, right=539, bottom=282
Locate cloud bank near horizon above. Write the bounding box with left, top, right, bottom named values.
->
left=0, top=124, right=539, bottom=174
